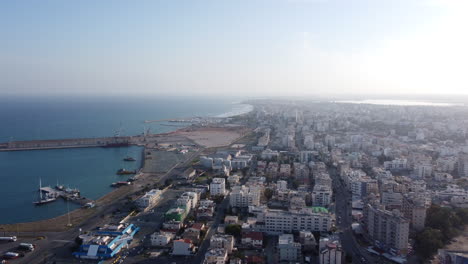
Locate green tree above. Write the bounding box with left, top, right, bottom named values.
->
left=414, top=228, right=444, bottom=260
left=225, top=224, right=242, bottom=238
left=264, top=188, right=274, bottom=201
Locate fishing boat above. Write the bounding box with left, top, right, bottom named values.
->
left=123, top=156, right=136, bottom=162
left=116, top=168, right=136, bottom=175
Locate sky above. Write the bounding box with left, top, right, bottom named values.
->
left=1, top=0, right=468, bottom=97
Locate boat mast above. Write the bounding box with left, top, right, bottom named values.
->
left=39, top=178, right=42, bottom=200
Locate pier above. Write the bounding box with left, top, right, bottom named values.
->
left=0, top=136, right=136, bottom=152
left=39, top=186, right=93, bottom=206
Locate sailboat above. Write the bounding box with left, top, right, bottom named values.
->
left=33, top=178, right=57, bottom=205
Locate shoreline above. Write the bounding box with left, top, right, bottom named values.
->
left=0, top=102, right=254, bottom=227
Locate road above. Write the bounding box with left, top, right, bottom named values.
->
left=192, top=194, right=230, bottom=264
left=329, top=166, right=377, bottom=264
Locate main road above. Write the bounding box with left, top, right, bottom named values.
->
left=329, top=166, right=377, bottom=264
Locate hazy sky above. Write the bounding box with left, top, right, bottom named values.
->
left=1, top=0, right=467, bottom=96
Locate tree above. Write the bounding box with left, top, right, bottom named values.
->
left=225, top=224, right=242, bottom=238
left=164, top=179, right=173, bottom=187
left=414, top=228, right=444, bottom=260
left=264, top=188, right=274, bottom=201
left=455, top=208, right=468, bottom=224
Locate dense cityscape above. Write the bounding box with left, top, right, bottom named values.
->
left=2, top=99, right=468, bottom=264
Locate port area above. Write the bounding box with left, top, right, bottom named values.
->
left=0, top=125, right=250, bottom=264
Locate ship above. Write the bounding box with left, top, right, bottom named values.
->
left=116, top=168, right=136, bottom=175
left=34, top=179, right=57, bottom=205
left=123, top=156, right=136, bottom=162
left=111, top=181, right=131, bottom=187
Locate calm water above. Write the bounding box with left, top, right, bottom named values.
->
left=0, top=96, right=250, bottom=224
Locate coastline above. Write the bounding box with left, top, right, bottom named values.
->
left=0, top=99, right=254, bottom=228
left=0, top=123, right=252, bottom=231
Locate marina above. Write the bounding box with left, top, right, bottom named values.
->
left=35, top=184, right=92, bottom=207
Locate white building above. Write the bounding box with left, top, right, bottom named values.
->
left=204, top=248, right=228, bottom=264
left=136, top=189, right=161, bottom=209
left=319, top=237, right=343, bottom=264
left=459, top=152, right=468, bottom=178
left=319, top=237, right=344, bottom=264
left=150, top=231, right=175, bottom=247
left=210, top=234, right=234, bottom=254
left=181, top=192, right=199, bottom=210
left=278, top=234, right=301, bottom=262
left=277, top=180, right=288, bottom=191
left=381, top=191, right=403, bottom=208
left=384, top=158, right=408, bottom=171
left=261, top=149, right=279, bottom=160
left=229, top=185, right=261, bottom=208
left=172, top=239, right=194, bottom=256
left=364, top=204, right=409, bottom=254
left=260, top=207, right=332, bottom=234
left=210, top=178, right=226, bottom=196
left=312, top=184, right=332, bottom=207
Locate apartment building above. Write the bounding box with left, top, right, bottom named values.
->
left=364, top=204, right=409, bottom=254
left=260, top=207, right=332, bottom=234
left=210, top=178, right=226, bottom=196
left=312, top=184, right=332, bottom=207
left=229, top=185, right=261, bottom=208
left=278, top=234, right=301, bottom=262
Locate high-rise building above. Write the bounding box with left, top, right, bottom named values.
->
left=364, top=204, right=409, bottom=254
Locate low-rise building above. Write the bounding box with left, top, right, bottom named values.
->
left=210, top=234, right=234, bottom=254
left=241, top=231, right=263, bottom=248
left=73, top=224, right=140, bottom=260
left=150, top=231, right=175, bottom=247
left=135, top=189, right=161, bottom=209
left=278, top=234, right=301, bottom=262
left=204, top=248, right=228, bottom=264
left=172, top=239, right=194, bottom=256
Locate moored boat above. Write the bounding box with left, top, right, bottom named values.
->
left=116, top=168, right=136, bottom=175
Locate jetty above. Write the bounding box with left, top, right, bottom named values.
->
left=39, top=186, right=93, bottom=206
left=0, top=136, right=135, bottom=152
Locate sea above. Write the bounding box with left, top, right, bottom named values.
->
left=0, top=96, right=252, bottom=224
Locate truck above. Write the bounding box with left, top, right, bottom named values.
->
left=0, top=236, right=17, bottom=242
left=18, top=243, right=35, bottom=251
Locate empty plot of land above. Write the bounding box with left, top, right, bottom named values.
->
left=143, top=150, right=185, bottom=173
left=176, top=127, right=247, bottom=148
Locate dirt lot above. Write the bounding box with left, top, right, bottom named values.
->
left=176, top=126, right=249, bottom=148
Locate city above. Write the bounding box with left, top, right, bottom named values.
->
left=2, top=99, right=468, bottom=264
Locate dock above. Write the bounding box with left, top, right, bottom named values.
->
left=39, top=186, right=93, bottom=206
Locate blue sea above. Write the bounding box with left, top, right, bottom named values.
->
left=0, top=96, right=251, bottom=224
